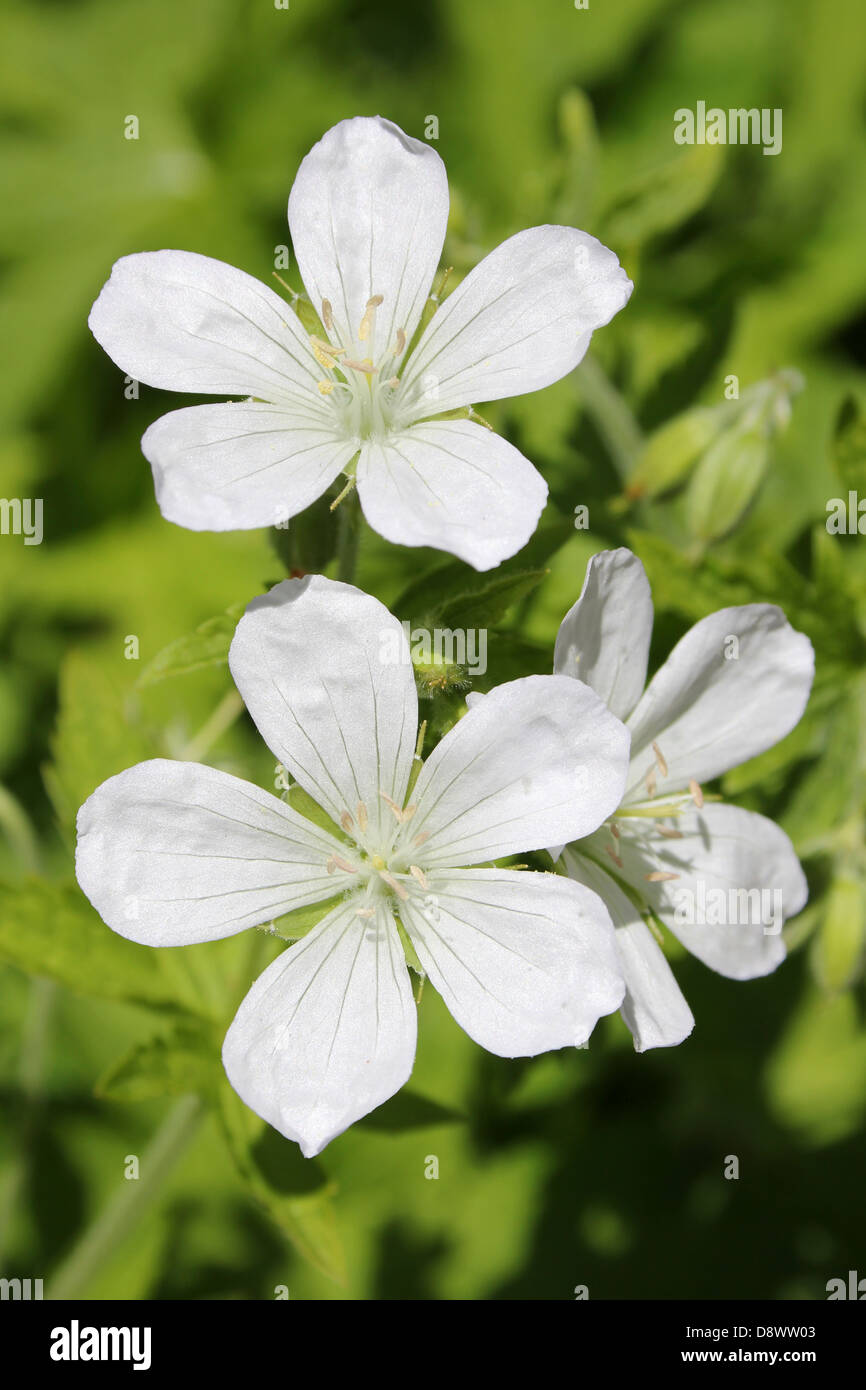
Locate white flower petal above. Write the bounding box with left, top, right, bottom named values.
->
left=288, top=116, right=448, bottom=357
left=410, top=674, right=630, bottom=867
left=554, top=548, right=654, bottom=721
left=602, top=802, right=805, bottom=978
left=562, top=848, right=694, bottom=1051
left=222, top=898, right=416, bottom=1156
left=357, top=420, right=547, bottom=571
left=88, top=250, right=325, bottom=408
left=397, top=226, right=632, bottom=419
left=625, top=605, right=814, bottom=798
left=142, top=402, right=356, bottom=531
left=400, top=868, right=624, bottom=1054
left=75, top=760, right=348, bottom=946
left=228, top=576, right=418, bottom=841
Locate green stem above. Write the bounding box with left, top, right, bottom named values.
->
left=0, top=977, right=56, bottom=1267
left=47, top=1095, right=203, bottom=1300
left=180, top=688, right=244, bottom=763
left=0, top=783, right=41, bottom=874
left=575, top=354, right=644, bottom=484
left=336, top=488, right=360, bottom=583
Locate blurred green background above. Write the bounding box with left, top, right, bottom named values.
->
left=1, top=0, right=866, bottom=1300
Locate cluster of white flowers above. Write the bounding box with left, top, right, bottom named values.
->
left=77, top=118, right=813, bottom=1156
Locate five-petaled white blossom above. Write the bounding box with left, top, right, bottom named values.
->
left=550, top=548, right=814, bottom=1051
left=75, top=576, right=631, bottom=1155
left=88, top=116, right=632, bottom=571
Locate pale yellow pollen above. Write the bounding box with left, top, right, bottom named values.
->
left=321, top=299, right=334, bottom=332
left=380, top=870, right=409, bottom=901
left=340, top=810, right=354, bottom=835
left=606, top=845, right=624, bottom=869
left=356, top=801, right=369, bottom=833
left=409, top=865, right=428, bottom=889
left=652, top=741, right=668, bottom=777
left=311, top=339, right=340, bottom=369
left=371, top=854, right=386, bottom=871
left=689, top=778, right=704, bottom=809
left=317, top=380, right=334, bottom=395
left=358, top=295, right=384, bottom=342
left=327, top=854, right=357, bottom=875
left=646, top=871, right=679, bottom=882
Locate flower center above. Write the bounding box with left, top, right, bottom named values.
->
left=310, top=294, right=409, bottom=442
left=324, top=793, right=431, bottom=915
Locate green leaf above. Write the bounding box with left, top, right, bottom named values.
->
left=45, top=651, right=155, bottom=838
left=438, top=568, right=547, bottom=630
left=0, top=877, right=203, bottom=1014
left=137, top=602, right=247, bottom=687
left=599, top=143, right=723, bottom=251
left=832, top=394, right=866, bottom=494
left=96, top=1021, right=222, bottom=1102
left=217, top=1080, right=346, bottom=1285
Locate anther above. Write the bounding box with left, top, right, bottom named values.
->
left=356, top=907, right=375, bottom=920
left=409, top=865, right=429, bottom=889
left=380, top=870, right=409, bottom=901
left=317, top=380, right=334, bottom=395
left=395, top=328, right=406, bottom=354
left=645, top=769, right=657, bottom=798
left=657, top=825, right=683, bottom=840
left=606, top=846, right=624, bottom=869
left=340, top=811, right=354, bottom=834
left=356, top=801, right=368, bottom=833
left=321, top=299, right=334, bottom=332
left=689, top=779, right=704, bottom=808
left=327, top=854, right=358, bottom=875
left=358, top=295, right=384, bottom=342
left=412, top=831, right=430, bottom=848
left=646, top=871, right=679, bottom=882
left=652, top=741, right=668, bottom=777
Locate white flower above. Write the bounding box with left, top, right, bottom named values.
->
left=88, top=116, right=632, bottom=571
left=552, top=548, right=814, bottom=1051
left=75, top=576, right=630, bottom=1155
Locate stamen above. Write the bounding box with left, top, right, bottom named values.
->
left=358, top=295, right=384, bottom=342
left=356, top=801, right=368, bottom=833
left=311, top=338, right=340, bottom=369
left=317, top=380, right=334, bottom=395
left=656, top=825, right=683, bottom=840
left=409, top=865, right=429, bottom=889
left=380, top=870, right=409, bottom=901
left=342, top=357, right=376, bottom=374
left=340, top=810, right=354, bottom=834
left=322, top=299, right=334, bottom=332
left=652, top=741, right=668, bottom=777
left=380, top=791, right=413, bottom=823
left=327, top=854, right=358, bottom=875
left=610, top=823, right=620, bottom=840
left=645, top=769, right=657, bottom=798
left=384, top=376, right=400, bottom=388
left=395, top=327, right=406, bottom=354
left=329, top=475, right=357, bottom=511
left=646, top=871, right=679, bottom=882
left=606, top=846, right=624, bottom=869
left=356, top=907, right=375, bottom=920
left=412, top=831, right=430, bottom=848
left=689, top=778, right=704, bottom=809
